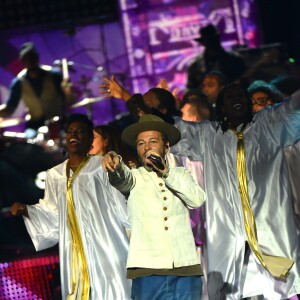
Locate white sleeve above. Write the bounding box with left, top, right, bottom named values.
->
left=24, top=171, right=59, bottom=251
left=262, top=89, right=300, bottom=146
left=110, top=185, right=130, bottom=230
left=171, top=118, right=206, bottom=161
left=102, top=169, right=131, bottom=230
left=108, top=162, right=135, bottom=194
left=164, top=167, right=206, bottom=209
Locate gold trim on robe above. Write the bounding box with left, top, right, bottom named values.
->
left=233, top=129, right=293, bottom=280
left=66, top=155, right=91, bottom=299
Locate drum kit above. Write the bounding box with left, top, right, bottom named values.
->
left=0, top=59, right=106, bottom=201
left=0, top=58, right=105, bottom=147
left=0, top=94, right=104, bottom=150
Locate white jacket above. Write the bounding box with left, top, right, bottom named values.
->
left=109, top=163, right=206, bottom=269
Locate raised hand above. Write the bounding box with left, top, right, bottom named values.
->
left=156, top=78, right=180, bottom=108
left=99, top=75, right=131, bottom=101
left=144, top=150, right=169, bottom=178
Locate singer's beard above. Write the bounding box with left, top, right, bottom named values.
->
left=138, top=155, right=153, bottom=172
left=144, top=163, right=153, bottom=172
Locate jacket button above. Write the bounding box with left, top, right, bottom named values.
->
left=159, top=183, right=163, bottom=186
left=165, top=227, right=168, bottom=230
left=163, top=197, right=167, bottom=200
left=161, top=189, right=165, bottom=192
left=163, top=207, right=167, bottom=211
left=164, top=217, right=168, bottom=221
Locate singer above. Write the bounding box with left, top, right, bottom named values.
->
left=102, top=114, right=206, bottom=300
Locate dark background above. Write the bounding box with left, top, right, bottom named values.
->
left=256, top=0, right=300, bottom=62
left=0, top=0, right=300, bottom=62
left=0, top=0, right=299, bottom=62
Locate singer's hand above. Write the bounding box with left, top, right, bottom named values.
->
left=102, top=151, right=121, bottom=172
left=144, top=151, right=168, bottom=176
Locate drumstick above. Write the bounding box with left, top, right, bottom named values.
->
left=61, top=58, right=69, bottom=82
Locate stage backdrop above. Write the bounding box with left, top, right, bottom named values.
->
left=0, top=0, right=259, bottom=127
left=120, top=0, right=259, bottom=93
left=0, top=22, right=131, bottom=127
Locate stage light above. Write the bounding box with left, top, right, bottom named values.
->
left=0, top=255, right=60, bottom=300
left=35, top=171, right=46, bottom=189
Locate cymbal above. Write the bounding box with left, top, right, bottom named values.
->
left=71, top=96, right=104, bottom=108
left=17, top=65, right=52, bottom=78
left=0, top=117, right=25, bottom=128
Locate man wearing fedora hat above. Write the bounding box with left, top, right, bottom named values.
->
left=102, top=114, right=206, bottom=299
left=187, top=24, right=245, bottom=90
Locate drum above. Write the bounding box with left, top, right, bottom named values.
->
left=36, top=116, right=65, bottom=151
left=1, top=141, right=61, bottom=178
left=46, top=117, right=62, bottom=142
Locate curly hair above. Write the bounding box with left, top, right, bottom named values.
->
left=65, top=113, right=94, bottom=138
left=215, top=83, right=253, bottom=133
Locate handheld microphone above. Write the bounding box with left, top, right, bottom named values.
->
left=147, top=154, right=165, bottom=170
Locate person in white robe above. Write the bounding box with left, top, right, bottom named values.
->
left=248, top=80, right=300, bottom=238
left=284, top=142, right=300, bottom=233
left=167, top=91, right=213, bottom=298
left=171, top=84, right=300, bottom=299
left=11, top=114, right=131, bottom=300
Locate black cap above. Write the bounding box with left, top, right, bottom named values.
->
left=19, top=42, right=38, bottom=59
left=194, top=24, right=220, bottom=43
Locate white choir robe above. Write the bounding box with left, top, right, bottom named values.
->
left=171, top=90, right=300, bottom=300
left=23, top=155, right=131, bottom=300
left=284, top=141, right=300, bottom=232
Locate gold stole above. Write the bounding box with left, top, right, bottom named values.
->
left=66, top=155, right=91, bottom=299
left=232, top=129, right=294, bottom=280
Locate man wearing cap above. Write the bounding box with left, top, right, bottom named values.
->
left=102, top=114, right=206, bottom=300
left=187, top=24, right=245, bottom=90
left=248, top=79, right=284, bottom=113
left=0, top=42, right=74, bottom=129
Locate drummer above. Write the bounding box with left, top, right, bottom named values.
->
left=0, top=42, right=75, bottom=130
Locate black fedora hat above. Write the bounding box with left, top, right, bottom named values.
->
left=194, top=24, right=220, bottom=43
left=121, top=114, right=181, bottom=148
